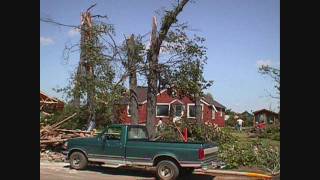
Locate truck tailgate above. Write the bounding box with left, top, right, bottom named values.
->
left=202, top=146, right=219, bottom=167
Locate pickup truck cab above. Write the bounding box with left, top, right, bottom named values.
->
left=64, top=124, right=219, bottom=180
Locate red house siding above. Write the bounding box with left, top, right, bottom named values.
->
left=119, top=90, right=225, bottom=127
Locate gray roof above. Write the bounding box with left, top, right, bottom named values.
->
left=203, top=94, right=226, bottom=109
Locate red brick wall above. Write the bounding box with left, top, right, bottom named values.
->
left=118, top=90, right=225, bottom=127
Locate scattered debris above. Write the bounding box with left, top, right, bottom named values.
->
left=40, top=113, right=97, bottom=151
left=41, top=150, right=65, bottom=162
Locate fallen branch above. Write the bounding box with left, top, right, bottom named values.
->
left=51, top=113, right=77, bottom=129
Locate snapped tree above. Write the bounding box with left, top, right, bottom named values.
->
left=123, top=34, right=145, bottom=124
left=43, top=5, right=127, bottom=129
left=145, top=0, right=190, bottom=138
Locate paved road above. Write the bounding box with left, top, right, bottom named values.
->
left=40, top=161, right=214, bottom=180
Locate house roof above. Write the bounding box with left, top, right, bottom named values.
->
left=118, top=86, right=148, bottom=104
left=241, top=111, right=253, bottom=116
left=203, top=94, right=226, bottom=109
left=253, top=109, right=278, bottom=115
left=120, top=87, right=226, bottom=109
left=40, top=91, right=64, bottom=104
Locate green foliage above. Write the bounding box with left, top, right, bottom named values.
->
left=218, top=140, right=280, bottom=174
left=225, top=109, right=238, bottom=127
left=218, top=141, right=257, bottom=168
left=159, top=25, right=213, bottom=97
left=56, top=20, right=126, bottom=128
left=156, top=118, right=236, bottom=144
left=258, top=124, right=280, bottom=141
left=157, top=120, right=280, bottom=174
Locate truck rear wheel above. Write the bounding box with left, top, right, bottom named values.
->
left=69, top=151, right=88, bottom=170
left=156, top=160, right=179, bottom=180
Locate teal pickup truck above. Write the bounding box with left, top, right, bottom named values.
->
left=63, top=124, right=219, bottom=180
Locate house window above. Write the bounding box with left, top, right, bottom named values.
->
left=187, top=104, right=203, bottom=118
left=175, top=105, right=183, bottom=117
left=212, top=109, right=215, bottom=119
left=220, top=111, right=223, bottom=117
left=156, top=104, right=170, bottom=117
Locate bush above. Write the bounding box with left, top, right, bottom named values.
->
left=156, top=118, right=236, bottom=144
left=157, top=120, right=280, bottom=174
left=258, top=124, right=280, bottom=141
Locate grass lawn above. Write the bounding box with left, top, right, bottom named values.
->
left=229, top=128, right=280, bottom=148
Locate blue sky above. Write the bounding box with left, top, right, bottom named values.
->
left=40, top=0, right=280, bottom=113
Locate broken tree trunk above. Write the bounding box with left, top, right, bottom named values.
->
left=127, top=34, right=139, bottom=125
left=146, top=16, right=159, bottom=139
left=146, top=0, right=190, bottom=138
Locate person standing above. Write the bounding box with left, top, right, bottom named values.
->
left=236, top=118, right=244, bottom=131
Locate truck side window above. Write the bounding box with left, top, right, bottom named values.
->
left=128, top=127, right=148, bottom=141
left=105, top=127, right=122, bottom=140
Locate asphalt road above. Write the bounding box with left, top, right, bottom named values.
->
left=40, top=161, right=215, bottom=180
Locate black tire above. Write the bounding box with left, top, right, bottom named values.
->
left=69, top=151, right=88, bottom=170
left=156, top=160, right=180, bottom=180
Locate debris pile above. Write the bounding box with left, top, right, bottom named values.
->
left=40, top=113, right=97, bottom=151
left=40, top=150, right=65, bottom=162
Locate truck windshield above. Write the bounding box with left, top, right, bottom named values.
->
left=127, top=127, right=148, bottom=141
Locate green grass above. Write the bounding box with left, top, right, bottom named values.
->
left=229, top=129, right=280, bottom=148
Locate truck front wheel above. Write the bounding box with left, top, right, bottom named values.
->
left=69, top=151, right=88, bottom=170
left=156, top=160, right=179, bottom=180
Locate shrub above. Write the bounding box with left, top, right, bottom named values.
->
left=157, top=120, right=280, bottom=174
left=156, top=118, right=236, bottom=144
left=258, top=124, right=280, bottom=141
left=218, top=140, right=280, bottom=174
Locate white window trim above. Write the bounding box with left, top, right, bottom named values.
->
left=156, top=103, right=170, bottom=118
left=127, top=105, right=131, bottom=117
left=187, top=103, right=204, bottom=119
left=169, top=99, right=184, bottom=104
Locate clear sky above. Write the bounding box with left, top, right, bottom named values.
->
left=40, top=0, right=280, bottom=113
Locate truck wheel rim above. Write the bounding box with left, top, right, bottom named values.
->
left=159, top=165, right=172, bottom=178
left=72, top=155, right=80, bottom=167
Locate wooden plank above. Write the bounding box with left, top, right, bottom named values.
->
left=51, top=113, right=77, bottom=129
